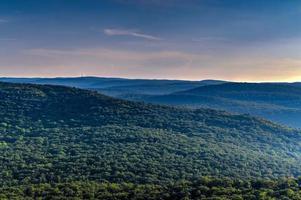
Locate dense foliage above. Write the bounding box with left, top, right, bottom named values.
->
left=0, top=82, right=300, bottom=187
left=2, top=177, right=301, bottom=199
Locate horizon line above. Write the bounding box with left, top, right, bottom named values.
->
left=0, top=75, right=300, bottom=83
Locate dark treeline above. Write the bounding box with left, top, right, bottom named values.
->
left=2, top=177, right=301, bottom=200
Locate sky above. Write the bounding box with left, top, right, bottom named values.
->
left=1, top=0, right=301, bottom=82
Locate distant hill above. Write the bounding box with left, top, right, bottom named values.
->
left=0, top=77, right=226, bottom=96
left=137, top=83, right=301, bottom=128
left=0, top=82, right=300, bottom=187
left=2, top=77, right=301, bottom=128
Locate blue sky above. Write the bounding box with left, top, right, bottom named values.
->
left=1, top=0, right=301, bottom=81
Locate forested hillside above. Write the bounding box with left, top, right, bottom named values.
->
left=4, top=77, right=301, bottom=128
left=1, top=82, right=301, bottom=198
left=137, top=83, right=301, bottom=128
left=2, top=177, right=301, bottom=199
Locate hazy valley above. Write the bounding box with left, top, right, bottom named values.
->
left=3, top=77, right=301, bottom=128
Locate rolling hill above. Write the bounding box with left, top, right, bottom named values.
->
left=3, top=77, right=301, bottom=128
left=0, top=77, right=225, bottom=96
left=136, top=83, right=301, bottom=128
left=0, top=81, right=300, bottom=188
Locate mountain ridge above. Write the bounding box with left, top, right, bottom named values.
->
left=136, top=82, right=301, bottom=128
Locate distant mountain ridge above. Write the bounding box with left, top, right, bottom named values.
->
left=0, top=77, right=226, bottom=96
left=1, top=77, right=300, bottom=96
left=138, top=82, right=301, bottom=128
left=1, top=77, right=301, bottom=128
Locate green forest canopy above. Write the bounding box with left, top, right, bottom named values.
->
left=0, top=82, right=301, bottom=198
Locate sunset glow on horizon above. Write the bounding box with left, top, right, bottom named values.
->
left=1, top=0, right=301, bottom=82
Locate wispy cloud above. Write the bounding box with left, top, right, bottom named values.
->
left=104, top=28, right=162, bottom=41
left=25, top=48, right=207, bottom=62
left=4, top=45, right=301, bottom=81
left=114, top=0, right=192, bottom=7
left=0, top=38, right=16, bottom=41
left=21, top=47, right=209, bottom=79
left=0, top=19, right=8, bottom=23
left=192, top=37, right=229, bottom=43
